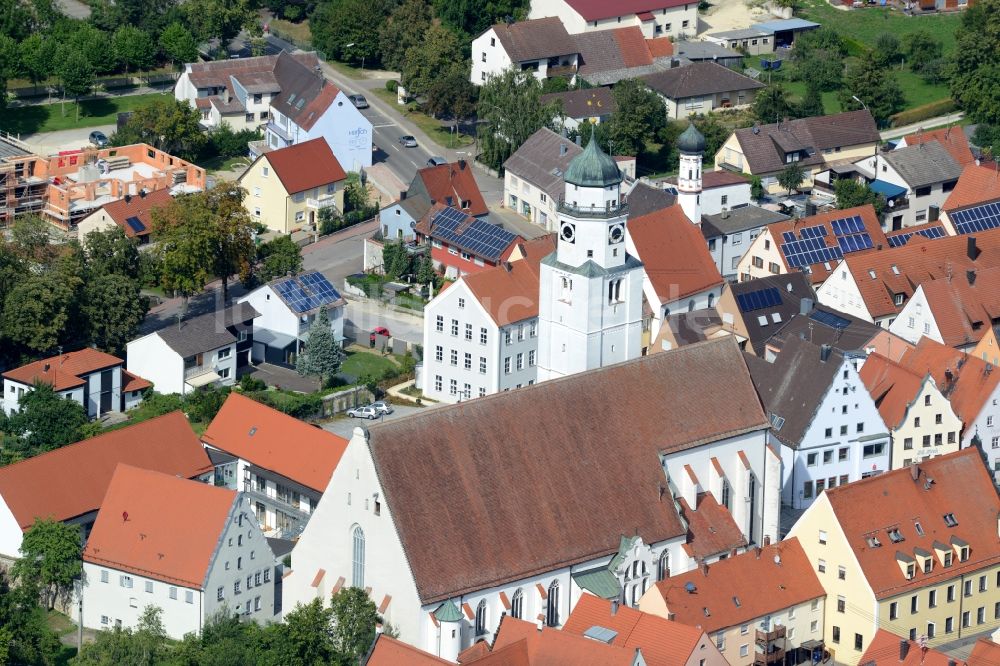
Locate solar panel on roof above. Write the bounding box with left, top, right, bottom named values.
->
left=430, top=207, right=516, bottom=260
left=736, top=287, right=782, bottom=312
left=886, top=225, right=946, bottom=248
left=952, top=203, right=1000, bottom=235
left=125, top=216, right=146, bottom=233
left=809, top=309, right=851, bottom=330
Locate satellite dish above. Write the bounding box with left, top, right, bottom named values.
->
left=774, top=554, right=781, bottom=565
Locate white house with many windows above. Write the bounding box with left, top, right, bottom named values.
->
left=745, top=336, right=891, bottom=510
left=421, top=236, right=555, bottom=402
left=528, top=0, right=698, bottom=38
left=81, top=465, right=277, bottom=639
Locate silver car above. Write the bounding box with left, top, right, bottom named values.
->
left=371, top=401, right=393, bottom=415
left=398, top=135, right=417, bottom=148
left=347, top=405, right=378, bottom=419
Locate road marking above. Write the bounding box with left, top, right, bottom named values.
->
left=372, top=123, right=396, bottom=128
left=392, top=145, right=400, bottom=151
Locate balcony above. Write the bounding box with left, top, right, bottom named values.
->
left=306, top=194, right=340, bottom=211
left=265, top=121, right=293, bottom=143
left=755, top=626, right=786, bottom=666
left=547, top=64, right=578, bottom=77
left=557, top=200, right=629, bottom=219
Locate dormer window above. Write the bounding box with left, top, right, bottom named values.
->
left=888, top=528, right=904, bottom=543
left=866, top=535, right=882, bottom=548
left=943, top=513, right=958, bottom=527
left=894, top=293, right=905, bottom=306
left=905, top=562, right=915, bottom=579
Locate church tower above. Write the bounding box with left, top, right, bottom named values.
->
left=676, top=124, right=705, bottom=225
left=537, top=128, right=645, bottom=382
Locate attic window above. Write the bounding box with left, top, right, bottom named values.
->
left=914, top=522, right=924, bottom=537
left=866, top=535, right=882, bottom=548
left=288, top=93, right=296, bottom=103
left=770, top=414, right=785, bottom=430
left=888, top=528, right=904, bottom=543
left=891, top=265, right=900, bottom=275
left=733, top=596, right=741, bottom=607
left=894, top=293, right=905, bottom=306
left=296, top=98, right=305, bottom=109
left=758, top=315, right=768, bottom=326
left=703, top=607, right=711, bottom=617
left=248, top=427, right=257, bottom=437
left=943, top=513, right=958, bottom=527
left=869, top=270, right=877, bottom=279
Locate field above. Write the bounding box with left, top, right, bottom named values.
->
left=796, top=0, right=964, bottom=52
left=0, top=93, right=168, bottom=135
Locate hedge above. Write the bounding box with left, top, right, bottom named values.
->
left=889, top=98, right=956, bottom=128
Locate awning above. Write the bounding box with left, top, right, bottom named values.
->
left=870, top=179, right=907, bottom=199
left=185, top=369, right=221, bottom=388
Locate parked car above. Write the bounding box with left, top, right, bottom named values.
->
left=371, top=400, right=393, bottom=415
left=398, top=135, right=417, bottom=148
left=89, top=131, right=109, bottom=148
left=426, top=156, right=447, bottom=167
left=348, top=94, right=369, bottom=109
left=347, top=405, right=378, bottom=419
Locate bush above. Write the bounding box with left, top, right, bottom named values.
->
left=399, top=353, right=416, bottom=375
left=888, top=98, right=956, bottom=128
left=207, top=124, right=262, bottom=159
left=248, top=389, right=322, bottom=419
left=385, top=79, right=398, bottom=93
left=239, top=374, right=267, bottom=392
left=184, top=385, right=231, bottom=422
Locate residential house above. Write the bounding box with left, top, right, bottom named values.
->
left=543, top=87, right=617, bottom=130
left=238, top=138, right=346, bottom=234
left=765, top=306, right=889, bottom=359
left=640, top=538, right=827, bottom=666
left=889, top=267, right=1000, bottom=350
left=715, top=111, right=880, bottom=194
left=126, top=303, right=258, bottom=395
left=0, top=412, right=212, bottom=563
left=284, top=337, right=778, bottom=659
left=562, top=593, right=729, bottom=666
left=737, top=205, right=887, bottom=285
left=860, top=630, right=993, bottom=666
left=465, top=615, right=650, bottom=664
left=858, top=353, right=962, bottom=469
left=81, top=464, right=276, bottom=639
left=715, top=272, right=816, bottom=355
left=470, top=18, right=579, bottom=85
left=897, top=127, right=976, bottom=168
left=971, top=325, right=1000, bottom=367
left=420, top=235, right=555, bottom=403
left=415, top=204, right=522, bottom=279
left=940, top=163, right=1000, bottom=236
left=787, top=449, right=1000, bottom=664
left=2, top=348, right=149, bottom=419
left=626, top=204, right=726, bottom=340
left=667, top=169, right=753, bottom=218
left=529, top=0, right=699, bottom=39
left=745, top=336, right=890, bottom=510
left=76, top=188, right=173, bottom=244
left=852, top=142, right=962, bottom=229
left=816, top=230, right=1000, bottom=327
left=237, top=271, right=344, bottom=367
left=649, top=308, right=735, bottom=354
left=642, top=62, right=764, bottom=120
left=896, top=337, right=1000, bottom=472
left=702, top=206, right=790, bottom=279
left=379, top=196, right=432, bottom=243
left=504, top=128, right=583, bottom=231
left=201, top=393, right=348, bottom=539
left=572, top=27, right=677, bottom=86
left=408, top=160, right=488, bottom=218
left=704, top=18, right=821, bottom=54
left=669, top=40, right=744, bottom=69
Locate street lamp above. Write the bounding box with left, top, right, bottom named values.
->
left=344, top=43, right=364, bottom=71
left=851, top=95, right=868, bottom=112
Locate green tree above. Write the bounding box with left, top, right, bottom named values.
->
left=904, top=29, right=942, bottom=73
left=950, top=0, right=1000, bottom=125
left=11, top=519, right=82, bottom=610
left=872, top=32, right=901, bottom=67
left=310, top=0, right=394, bottom=66
left=834, top=179, right=885, bottom=217
left=152, top=197, right=217, bottom=316
left=257, top=235, right=303, bottom=283
left=76, top=605, right=168, bottom=664
left=382, top=240, right=412, bottom=279
left=0, top=569, right=61, bottom=665
left=796, top=82, right=825, bottom=119
left=424, top=69, right=479, bottom=122
left=183, top=0, right=256, bottom=48
left=377, top=0, right=432, bottom=72
left=84, top=226, right=142, bottom=280
left=753, top=83, right=795, bottom=124
left=10, top=214, right=54, bottom=265
left=204, top=186, right=257, bottom=303
left=57, top=47, right=95, bottom=122
left=269, top=599, right=337, bottom=665
left=691, top=114, right=729, bottom=160
left=83, top=274, right=148, bottom=354
left=296, top=308, right=341, bottom=387
left=603, top=79, right=666, bottom=158
left=90, top=0, right=178, bottom=35
left=112, top=25, right=155, bottom=75
left=2, top=272, right=80, bottom=354
left=17, top=34, right=55, bottom=96
left=111, top=98, right=207, bottom=161
left=777, top=163, right=805, bottom=195
left=432, top=0, right=529, bottom=38
left=66, top=23, right=116, bottom=75
left=402, top=24, right=465, bottom=99
left=478, top=68, right=559, bottom=170
left=4, top=384, right=88, bottom=456
left=344, top=173, right=369, bottom=213
left=839, top=58, right=904, bottom=126
left=160, top=22, right=199, bottom=69
left=416, top=253, right=436, bottom=286
left=330, top=587, right=379, bottom=663
left=750, top=175, right=764, bottom=202
left=790, top=28, right=847, bottom=92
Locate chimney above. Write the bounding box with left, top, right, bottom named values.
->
left=800, top=297, right=814, bottom=315
left=948, top=661, right=957, bottom=666
left=721, top=207, right=730, bottom=219
left=701, top=561, right=709, bottom=576
left=730, top=548, right=738, bottom=557
left=503, top=262, right=512, bottom=273
left=967, top=270, right=977, bottom=286
left=910, top=464, right=920, bottom=481
left=819, top=344, right=832, bottom=362
left=575, top=134, right=582, bottom=146
left=124, top=194, right=131, bottom=203
left=968, top=236, right=978, bottom=261
left=755, top=547, right=762, bottom=559
left=400, top=191, right=407, bottom=200
left=560, top=143, right=568, bottom=156
left=763, top=535, right=771, bottom=546
left=945, top=367, right=954, bottom=383
left=611, top=599, right=620, bottom=615
left=458, top=159, right=466, bottom=170
left=899, top=640, right=910, bottom=662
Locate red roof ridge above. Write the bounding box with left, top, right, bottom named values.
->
left=257, top=138, right=347, bottom=195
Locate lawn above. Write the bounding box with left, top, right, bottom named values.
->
left=198, top=154, right=251, bottom=173
left=341, top=351, right=400, bottom=380
left=0, top=92, right=168, bottom=135
left=783, top=64, right=949, bottom=115
left=371, top=87, right=475, bottom=149
left=268, top=17, right=313, bottom=49
left=796, top=0, right=964, bottom=53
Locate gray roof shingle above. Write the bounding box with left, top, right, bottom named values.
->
left=490, top=17, right=577, bottom=62
left=503, top=128, right=582, bottom=201
left=882, top=142, right=963, bottom=189
left=701, top=205, right=789, bottom=238
left=155, top=303, right=259, bottom=358
left=642, top=61, right=764, bottom=100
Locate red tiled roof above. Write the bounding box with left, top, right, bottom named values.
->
left=83, top=465, right=236, bottom=588
left=563, top=594, right=715, bottom=666
left=0, top=412, right=211, bottom=531
left=679, top=492, right=747, bottom=560
left=261, top=138, right=346, bottom=195
left=627, top=204, right=725, bottom=303
left=121, top=370, right=151, bottom=393
left=646, top=37, right=674, bottom=58
left=480, top=616, right=638, bottom=665
left=3, top=348, right=124, bottom=391
left=905, top=128, right=975, bottom=167
left=768, top=204, right=887, bottom=284
left=461, top=235, right=556, bottom=326
left=897, top=337, right=1000, bottom=427
left=562, top=0, right=690, bottom=21
left=613, top=27, right=654, bottom=68
left=97, top=189, right=173, bottom=238
left=823, top=448, right=1000, bottom=599
left=296, top=85, right=339, bottom=132
left=367, top=635, right=454, bottom=666
left=860, top=630, right=956, bottom=666
left=202, top=393, right=347, bottom=493
left=458, top=642, right=491, bottom=663
left=858, top=353, right=929, bottom=430
left=916, top=266, right=1000, bottom=348
left=866, top=329, right=915, bottom=363
left=653, top=538, right=823, bottom=633
left=944, top=163, right=1000, bottom=212
left=415, top=161, right=488, bottom=217
left=969, top=638, right=1000, bottom=666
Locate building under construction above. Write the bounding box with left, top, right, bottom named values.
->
left=0, top=134, right=47, bottom=226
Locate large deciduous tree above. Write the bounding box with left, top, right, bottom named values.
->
left=4, top=384, right=88, bottom=456
left=0, top=568, right=62, bottom=664
left=57, top=47, right=95, bottom=122
left=75, top=605, right=169, bottom=664
left=478, top=68, right=558, bottom=170
left=2, top=272, right=80, bottom=355
left=111, top=98, right=207, bottom=161
left=753, top=84, right=795, bottom=124
left=790, top=27, right=847, bottom=92
left=950, top=0, right=1000, bottom=126
left=183, top=0, right=257, bottom=49
left=377, top=0, right=432, bottom=72
left=603, top=79, right=665, bottom=158
left=402, top=24, right=465, bottom=100
left=310, top=0, right=394, bottom=67
left=839, top=58, right=904, bottom=126
left=11, top=519, right=82, bottom=610
left=83, top=275, right=148, bottom=354
left=112, top=25, right=156, bottom=75
left=83, top=226, right=142, bottom=281
left=432, top=0, right=529, bottom=39
left=778, top=163, right=805, bottom=195
left=256, top=235, right=303, bottom=284
left=159, top=22, right=199, bottom=69
left=270, top=599, right=337, bottom=665
left=18, top=34, right=56, bottom=95
left=330, top=587, right=380, bottom=663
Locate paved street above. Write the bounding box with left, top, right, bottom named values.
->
left=320, top=401, right=445, bottom=439
left=21, top=124, right=117, bottom=155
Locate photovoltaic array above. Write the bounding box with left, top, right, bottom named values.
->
left=125, top=216, right=146, bottom=233
left=810, top=309, right=851, bottom=330
left=950, top=203, right=1000, bottom=236
left=780, top=227, right=843, bottom=269
left=273, top=272, right=342, bottom=314
left=885, top=225, right=946, bottom=248
left=831, top=215, right=874, bottom=254
left=736, top=287, right=782, bottom=312
left=431, top=207, right=517, bottom=261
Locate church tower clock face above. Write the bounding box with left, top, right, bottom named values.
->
left=560, top=222, right=576, bottom=244
left=608, top=223, right=625, bottom=244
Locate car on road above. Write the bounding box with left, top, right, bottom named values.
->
left=347, top=405, right=378, bottom=419
left=89, top=131, right=109, bottom=148
left=398, top=135, right=417, bottom=148
left=371, top=400, right=393, bottom=415
left=348, top=94, right=369, bottom=108
left=426, top=156, right=447, bottom=167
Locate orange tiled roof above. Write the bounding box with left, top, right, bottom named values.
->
left=824, top=448, right=1000, bottom=599
left=121, top=370, right=152, bottom=393
left=860, top=629, right=957, bottom=666
left=646, top=37, right=674, bottom=58
left=917, top=266, right=1000, bottom=348
left=98, top=188, right=173, bottom=238
left=462, top=235, right=556, bottom=327
left=866, top=330, right=915, bottom=363
left=943, top=163, right=1000, bottom=212
left=202, top=393, right=348, bottom=493
left=3, top=348, right=124, bottom=391
left=261, top=138, right=347, bottom=195
left=612, top=26, right=655, bottom=68
left=563, top=594, right=713, bottom=666
left=478, top=616, right=638, bottom=665
left=0, top=412, right=211, bottom=531
left=83, top=465, right=237, bottom=588
left=969, top=638, right=1000, bottom=666
left=652, top=538, right=824, bottom=633
left=858, top=353, right=929, bottom=430
left=366, top=635, right=454, bottom=665
left=897, top=337, right=1000, bottom=427
left=415, top=161, right=488, bottom=217
left=904, top=128, right=975, bottom=167
left=627, top=204, right=724, bottom=303
left=680, top=492, right=747, bottom=561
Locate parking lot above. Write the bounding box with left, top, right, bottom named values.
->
left=319, top=400, right=445, bottom=439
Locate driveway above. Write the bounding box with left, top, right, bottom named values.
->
left=21, top=124, right=116, bottom=155
left=320, top=401, right=444, bottom=439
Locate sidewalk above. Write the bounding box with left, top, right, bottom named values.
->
left=881, top=112, right=965, bottom=140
